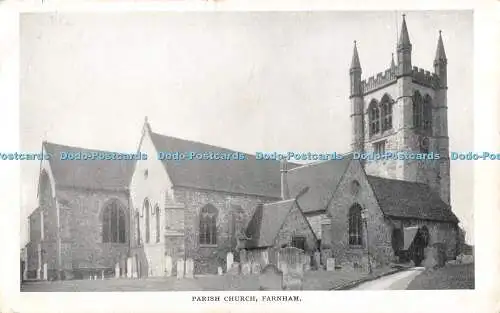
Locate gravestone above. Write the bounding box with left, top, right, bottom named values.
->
left=251, top=262, right=261, bottom=274
left=115, top=263, right=120, bottom=279
left=185, top=259, right=194, bottom=278
left=176, top=259, right=185, bottom=279
left=241, top=262, right=251, bottom=275
left=165, top=255, right=173, bottom=277
left=239, top=249, right=248, bottom=264
left=127, top=258, right=132, bottom=278
left=314, top=252, right=321, bottom=270
left=279, top=247, right=304, bottom=290
left=326, top=258, right=335, bottom=271
left=101, top=271, right=104, bottom=280
left=228, top=262, right=240, bottom=275
left=217, top=266, right=223, bottom=276
left=43, top=263, right=48, bottom=280
left=259, top=264, right=283, bottom=290
left=226, top=252, right=234, bottom=273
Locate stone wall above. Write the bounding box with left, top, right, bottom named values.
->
left=172, top=187, right=278, bottom=274
left=275, top=204, right=318, bottom=253
left=325, top=160, right=394, bottom=269
left=56, top=187, right=130, bottom=273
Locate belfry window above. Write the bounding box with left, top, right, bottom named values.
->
left=348, top=204, right=363, bottom=246
left=413, top=91, right=424, bottom=128
left=199, top=204, right=218, bottom=245
left=369, top=100, right=380, bottom=135
left=423, top=95, right=433, bottom=132
left=102, top=200, right=127, bottom=243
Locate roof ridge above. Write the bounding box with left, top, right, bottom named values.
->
left=44, top=141, right=125, bottom=154
left=287, top=154, right=350, bottom=173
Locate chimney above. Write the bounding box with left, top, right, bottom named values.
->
left=280, top=159, right=290, bottom=200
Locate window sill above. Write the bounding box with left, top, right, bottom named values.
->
left=199, top=244, right=218, bottom=248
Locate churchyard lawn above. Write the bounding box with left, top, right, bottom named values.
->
left=406, top=263, right=474, bottom=289
left=21, top=266, right=401, bottom=292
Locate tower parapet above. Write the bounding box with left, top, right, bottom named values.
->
left=411, top=66, right=440, bottom=89
left=361, top=68, right=397, bottom=94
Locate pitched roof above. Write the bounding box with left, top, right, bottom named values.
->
left=43, top=142, right=136, bottom=191
left=287, top=155, right=353, bottom=213
left=149, top=131, right=300, bottom=198
left=367, top=175, right=458, bottom=223
left=244, top=199, right=296, bottom=249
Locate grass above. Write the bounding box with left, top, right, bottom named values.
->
left=406, top=263, right=474, bottom=290
left=20, top=266, right=399, bottom=292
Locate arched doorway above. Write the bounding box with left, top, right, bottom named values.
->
left=391, top=228, right=403, bottom=259
left=410, top=226, right=430, bottom=266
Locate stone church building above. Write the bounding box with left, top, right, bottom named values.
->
left=25, top=17, right=460, bottom=280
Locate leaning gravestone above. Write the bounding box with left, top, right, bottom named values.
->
left=185, top=258, right=194, bottom=278
left=259, top=264, right=283, bottom=290
left=176, top=259, right=185, bottom=279
left=226, top=252, right=234, bottom=273
left=165, top=255, right=173, bottom=277
left=217, top=266, right=223, bottom=275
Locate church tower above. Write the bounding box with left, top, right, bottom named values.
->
left=350, top=15, right=450, bottom=204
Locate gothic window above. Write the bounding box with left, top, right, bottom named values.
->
left=199, top=204, right=218, bottom=245
left=413, top=91, right=423, bottom=129
left=369, top=100, right=380, bottom=135
left=348, top=204, right=363, bottom=246
left=135, top=212, right=141, bottom=246
left=155, top=205, right=160, bottom=243
left=144, top=199, right=150, bottom=243
left=380, top=95, right=393, bottom=131
left=102, top=200, right=127, bottom=243
left=423, top=95, right=433, bottom=132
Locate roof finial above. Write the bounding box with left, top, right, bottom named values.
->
left=144, top=116, right=148, bottom=123
left=350, top=40, right=361, bottom=70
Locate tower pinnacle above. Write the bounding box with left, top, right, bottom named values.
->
left=434, top=30, right=447, bottom=64
left=398, top=14, right=411, bottom=49
left=350, top=40, right=361, bottom=70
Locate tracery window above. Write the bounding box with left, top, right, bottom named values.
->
left=369, top=100, right=380, bottom=135
left=102, top=200, right=127, bottom=243
left=380, top=95, right=393, bottom=131
left=144, top=199, right=150, bottom=244
left=199, top=204, right=218, bottom=245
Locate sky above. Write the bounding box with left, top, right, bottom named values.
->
left=19, top=11, right=474, bottom=246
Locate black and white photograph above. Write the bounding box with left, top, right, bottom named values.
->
left=16, top=10, right=477, bottom=293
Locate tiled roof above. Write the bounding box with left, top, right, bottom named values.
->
left=43, top=142, right=135, bottom=191
left=149, top=131, right=300, bottom=198
left=367, top=175, right=458, bottom=223
left=244, top=199, right=296, bottom=249
left=287, top=155, right=353, bottom=213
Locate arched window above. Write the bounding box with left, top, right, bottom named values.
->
left=135, top=212, right=141, bottom=246
left=143, top=199, right=150, bottom=243
left=155, top=205, right=161, bottom=243
left=348, top=204, right=363, bottom=246
left=369, top=100, right=380, bottom=135
left=423, top=95, right=433, bottom=132
left=412, top=91, right=423, bottom=128
left=199, top=204, right=218, bottom=245
left=380, top=94, right=393, bottom=131
left=102, top=200, right=127, bottom=243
